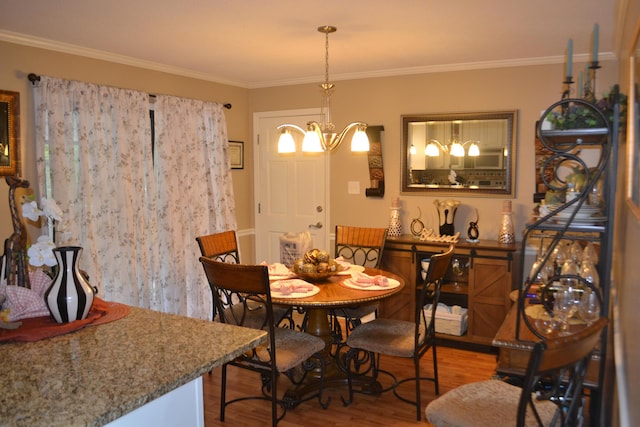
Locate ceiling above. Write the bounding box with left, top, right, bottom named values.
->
left=0, top=0, right=620, bottom=89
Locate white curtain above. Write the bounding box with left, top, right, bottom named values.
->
left=153, top=95, right=236, bottom=319
left=33, top=77, right=236, bottom=319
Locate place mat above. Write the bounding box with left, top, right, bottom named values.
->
left=0, top=298, right=130, bottom=343
left=270, top=279, right=319, bottom=299
left=342, top=277, right=400, bottom=291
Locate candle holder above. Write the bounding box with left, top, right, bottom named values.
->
left=561, top=77, right=574, bottom=100
left=584, top=61, right=601, bottom=102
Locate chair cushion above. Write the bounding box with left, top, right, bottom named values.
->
left=346, top=318, right=424, bottom=357
left=424, top=379, right=558, bottom=427
left=256, top=328, right=325, bottom=373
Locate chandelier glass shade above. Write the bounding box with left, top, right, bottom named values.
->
left=425, top=139, right=480, bottom=157
left=277, top=26, right=369, bottom=153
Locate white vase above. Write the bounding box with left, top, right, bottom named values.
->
left=45, top=246, right=97, bottom=323
left=388, top=206, right=402, bottom=237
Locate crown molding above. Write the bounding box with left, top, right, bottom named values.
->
left=2, top=29, right=617, bottom=90
left=0, top=30, right=248, bottom=88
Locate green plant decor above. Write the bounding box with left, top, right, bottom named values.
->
left=547, top=86, right=627, bottom=131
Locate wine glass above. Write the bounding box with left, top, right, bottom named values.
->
left=535, top=309, right=555, bottom=335
left=582, top=242, right=599, bottom=265
left=579, top=288, right=600, bottom=326
left=451, top=258, right=464, bottom=289
left=579, top=260, right=600, bottom=288
left=553, top=287, right=576, bottom=335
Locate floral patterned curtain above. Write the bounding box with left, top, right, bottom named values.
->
left=33, top=77, right=235, bottom=319
left=153, top=95, right=236, bottom=318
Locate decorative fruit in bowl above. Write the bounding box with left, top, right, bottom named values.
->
left=292, top=249, right=345, bottom=281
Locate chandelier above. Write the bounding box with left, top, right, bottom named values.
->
left=423, top=121, right=479, bottom=157
left=277, top=26, right=369, bottom=153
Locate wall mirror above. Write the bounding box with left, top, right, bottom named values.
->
left=401, top=110, right=517, bottom=196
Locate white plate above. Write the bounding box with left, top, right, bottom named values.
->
left=554, top=216, right=606, bottom=225
left=270, top=280, right=320, bottom=298
left=555, top=212, right=600, bottom=219
left=268, top=272, right=295, bottom=279
left=342, top=277, right=401, bottom=291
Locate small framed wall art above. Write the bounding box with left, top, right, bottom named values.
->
left=0, top=90, right=19, bottom=176
left=229, top=141, right=244, bottom=169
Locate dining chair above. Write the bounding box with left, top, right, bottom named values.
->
left=199, top=258, right=329, bottom=426
left=196, top=231, right=293, bottom=328
left=343, top=244, right=454, bottom=421
left=425, top=316, right=607, bottom=426
left=330, top=225, right=388, bottom=340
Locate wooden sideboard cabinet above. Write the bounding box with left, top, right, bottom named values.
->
left=379, top=235, right=521, bottom=347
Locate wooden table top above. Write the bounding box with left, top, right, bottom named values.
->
left=270, top=268, right=405, bottom=309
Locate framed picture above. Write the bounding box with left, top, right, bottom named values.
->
left=0, top=90, right=19, bottom=176
left=627, top=19, right=640, bottom=219
left=229, top=140, right=244, bottom=169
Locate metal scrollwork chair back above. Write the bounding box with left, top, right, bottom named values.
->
left=198, top=258, right=329, bottom=426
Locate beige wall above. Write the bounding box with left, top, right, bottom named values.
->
left=250, top=64, right=617, bottom=241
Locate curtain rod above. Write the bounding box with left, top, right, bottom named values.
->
left=27, top=73, right=232, bottom=110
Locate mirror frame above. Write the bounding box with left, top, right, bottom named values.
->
left=401, top=110, right=517, bottom=196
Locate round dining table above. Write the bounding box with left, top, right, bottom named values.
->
left=270, top=267, right=405, bottom=401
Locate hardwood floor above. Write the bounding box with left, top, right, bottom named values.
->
left=202, top=345, right=498, bottom=426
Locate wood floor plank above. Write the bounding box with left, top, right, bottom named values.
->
left=202, top=346, right=498, bottom=426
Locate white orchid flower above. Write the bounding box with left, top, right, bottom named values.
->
left=26, top=235, right=58, bottom=267
left=21, top=200, right=43, bottom=221
left=40, top=197, right=64, bottom=222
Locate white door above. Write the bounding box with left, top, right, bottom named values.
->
left=254, top=109, right=329, bottom=264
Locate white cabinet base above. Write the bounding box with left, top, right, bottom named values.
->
left=106, top=377, right=204, bottom=427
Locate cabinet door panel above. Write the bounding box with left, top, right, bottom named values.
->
left=469, top=257, right=512, bottom=340
left=380, top=250, right=414, bottom=321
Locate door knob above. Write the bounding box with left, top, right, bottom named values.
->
left=309, top=222, right=323, bottom=229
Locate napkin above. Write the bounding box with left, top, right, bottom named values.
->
left=350, top=271, right=390, bottom=288
left=335, top=256, right=352, bottom=269
left=260, top=262, right=292, bottom=276
left=270, top=279, right=315, bottom=295
left=0, top=270, right=52, bottom=321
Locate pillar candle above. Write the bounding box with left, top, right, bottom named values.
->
left=566, top=38, right=573, bottom=79
left=592, top=23, right=599, bottom=63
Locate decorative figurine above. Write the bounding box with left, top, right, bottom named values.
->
left=467, top=208, right=480, bottom=242
left=410, top=206, right=425, bottom=238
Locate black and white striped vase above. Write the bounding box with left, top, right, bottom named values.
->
left=45, top=246, right=96, bottom=323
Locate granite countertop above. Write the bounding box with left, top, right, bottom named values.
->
left=0, top=306, right=267, bottom=427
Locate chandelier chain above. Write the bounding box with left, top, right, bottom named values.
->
left=324, top=29, right=330, bottom=86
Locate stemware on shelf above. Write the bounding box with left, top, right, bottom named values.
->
left=580, top=260, right=600, bottom=288
left=568, top=241, right=583, bottom=265
left=553, top=286, right=577, bottom=335
left=451, top=258, right=464, bottom=290
left=579, top=288, right=600, bottom=326
left=582, top=242, right=599, bottom=265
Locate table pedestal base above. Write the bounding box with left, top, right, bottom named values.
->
left=282, top=307, right=384, bottom=406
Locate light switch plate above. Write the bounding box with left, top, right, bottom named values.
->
left=348, top=181, right=360, bottom=194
